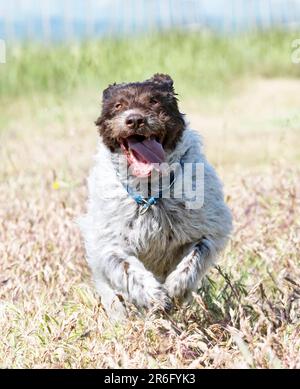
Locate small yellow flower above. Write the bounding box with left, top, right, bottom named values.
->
left=52, top=180, right=60, bottom=190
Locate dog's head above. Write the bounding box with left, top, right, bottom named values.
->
left=96, top=74, right=185, bottom=177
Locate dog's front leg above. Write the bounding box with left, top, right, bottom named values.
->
left=94, top=249, right=171, bottom=313
left=164, top=238, right=215, bottom=300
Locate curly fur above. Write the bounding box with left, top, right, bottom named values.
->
left=79, top=75, right=232, bottom=320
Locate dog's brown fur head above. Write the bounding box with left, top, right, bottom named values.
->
left=95, top=74, right=185, bottom=152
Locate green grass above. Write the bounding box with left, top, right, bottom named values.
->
left=1, top=29, right=300, bottom=101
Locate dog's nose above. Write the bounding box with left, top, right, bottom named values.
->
left=125, top=113, right=145, bottom=130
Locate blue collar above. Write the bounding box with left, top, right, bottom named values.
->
left=116, top=153, right=186, bottom=215
left=118, top=157, right=185, bottom=214
left=124, top=170, right=176, bottom=214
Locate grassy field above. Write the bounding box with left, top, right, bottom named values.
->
left=1, top=30, right=300, bottom=100
left=0, top=31, right=300, bottom=368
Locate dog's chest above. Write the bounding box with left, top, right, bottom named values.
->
left=123, top=199, right=202, bottom=278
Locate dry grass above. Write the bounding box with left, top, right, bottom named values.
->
left=0, top=79, right=299, bottom=368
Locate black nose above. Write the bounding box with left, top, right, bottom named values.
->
left=125, top=113, right=145, bottom=130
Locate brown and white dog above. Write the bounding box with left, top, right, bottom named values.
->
left=79, top=74, right=232, bottom=320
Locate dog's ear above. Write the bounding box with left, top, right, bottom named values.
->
left=102, top=83, right=117, bottom=100
left=148, top=73, right=174, bottom=92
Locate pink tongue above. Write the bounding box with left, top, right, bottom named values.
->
left=127, top=136, right=165, bottom=164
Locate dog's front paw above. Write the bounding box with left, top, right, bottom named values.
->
left=164, top=271, right=186, bottom=299
left=148, top=285, right=172, bottom=312
left=164, top=246, right=205, bottom=300
left=131, top=275, right=171, bottom=311
left=164, top=268, right=197, bottom=300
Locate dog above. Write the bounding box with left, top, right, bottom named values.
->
left=79, top=74, right=232, bottom=320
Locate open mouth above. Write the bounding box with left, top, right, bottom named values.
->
left=120, top=135, right=165, bottom=177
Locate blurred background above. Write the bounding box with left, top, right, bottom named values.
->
left=2, top=0, right=300, bottom=40
left=1, top=0, right=300, bottom=173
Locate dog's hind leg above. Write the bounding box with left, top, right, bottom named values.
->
left=164, top=238, right=217, bottom=300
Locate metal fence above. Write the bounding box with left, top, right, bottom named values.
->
left=1, top=0, right=300, bottom=41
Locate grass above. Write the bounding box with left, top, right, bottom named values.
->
left=0, top=30, right=300, bottom=368
left=1, top=30, right=300, bottom=101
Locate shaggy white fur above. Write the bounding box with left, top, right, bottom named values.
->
left=79, top=128, right=232, bottom=320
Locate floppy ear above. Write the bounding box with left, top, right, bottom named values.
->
left=102, top=82, right=117, bottom=100
left=148, top=73, right=174, bottom=92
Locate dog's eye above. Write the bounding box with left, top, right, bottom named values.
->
left=150, top=97, right=159, bottom=105
left=115, top=103, right=122, bottom=110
